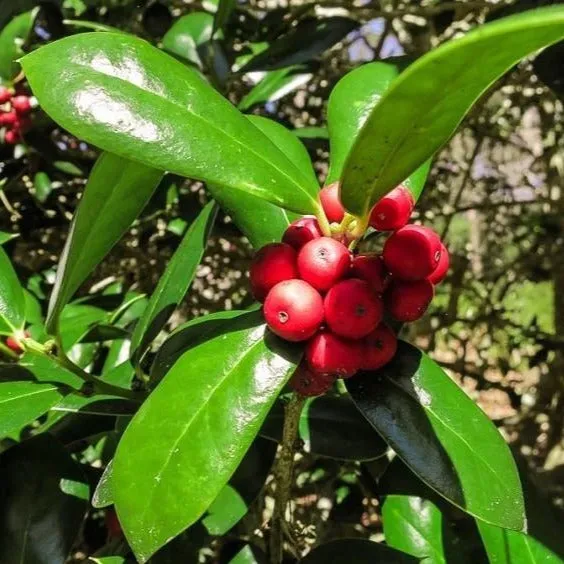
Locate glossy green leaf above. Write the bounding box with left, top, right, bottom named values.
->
left=341, top=7, right=564, bottom=216
left=113, top=310, right=301, bottom=561
left=21, top=33, right=319, bottom=215
left=162, top=12, right=213, bottom=67
left=0, top=434, right=88, bottom=564
left=326, top=61, right=430, bottom=202
left=478, top=521, right=562, bottom=564
left=240, top=17, right=358, bottom=73
left=295, top=126, right=329, bottom=140
left=383, top=495, right=447, bottom=563
left=23, top=288, right=43, bottom=326
left=90, top=557, right=125, bottom=564
left=260, top=395, right=388, bottom=461
left=19, top=351, right=83, bottom=389
left=302, top=539, right=418, bottom=564
left=59, top=303, right=109, bottom=351
left=238, top=67, right=313, bottom=111
left=0, top=9, right=37, bottom=82
left=33, top=171, right=52, bottom=203
left=346, top=341, right=525, bottom=531
left=229, top=545, right=263, bottom=564
left=131, top=201, right=218, bottom=361
left=45, top=152, right=163, bottom=333
left=0, top=246, right=25, bottom=334
left=209, top=115, right=314, bottom=248
left=92, top=460, right=114, bottom=509
left=0, top=231, right=17, bottom=245
left=0, top=380, right=63, bottom=438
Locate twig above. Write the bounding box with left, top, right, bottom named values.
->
left=269, top=392, right=306, bottom=564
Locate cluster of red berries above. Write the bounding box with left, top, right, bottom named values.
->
left=0, top=86, right=35, bottom=145
left=250, top=182, right=449, bottom=397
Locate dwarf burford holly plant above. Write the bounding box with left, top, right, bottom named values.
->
left=0, top=5, right=563, bottom=564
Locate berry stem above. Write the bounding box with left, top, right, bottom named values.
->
left=269, top=392, right=306, bottom=563
left=315, top=202, right=332, bottom=237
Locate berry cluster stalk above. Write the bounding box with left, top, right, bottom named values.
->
left=269, top=392, right=306, bottom=563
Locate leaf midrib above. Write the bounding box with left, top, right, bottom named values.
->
left=67, top=50, right=316, bottom=207
left=0, top=386, right=56, bottom=406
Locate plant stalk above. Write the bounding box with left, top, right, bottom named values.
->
left=269, top=392, right=306, bottom=563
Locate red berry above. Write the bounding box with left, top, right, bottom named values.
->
left=0, top=86, right=11, bottom=104
left=250, top=243, right=298, bottom=302
left=4, top=129, right=20, bottom=145
left=16, top=116, right=32, bottom=132
left=361, top=324, right=397, bottom=371
left=282, top=215, right=322, bottom=250
left=289, top=362, right=335, bottom=397
left=383, top=225, right=442, bottom=280
left=264, top=279, right=324, bottom=342
left=387, top=279, right=434, bottom=322
left=350, top=254, right=388, bottom=294
left=0, top=111, right=17, bottom=126
left=297, top=237, right=351, bottom=292
left=324, top=278, right=383, bottom=339
left=11, top=96, right=31, bottom=115
left=306, top=330, right=361, bottom=379
left=319, top=182, right=345, bottom=223
left=369, top=185, right=414, bottom=231
left=5, top=336, right=23, bottom=354
left=428, top=243, right=449, bottom=285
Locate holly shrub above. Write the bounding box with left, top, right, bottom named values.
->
left=0, top=2, right=564, bottom=563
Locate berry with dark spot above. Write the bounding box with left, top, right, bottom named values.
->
left=350, top=254, right=388, bottom=294
left=264, top=279, right=324, bottom=342
left=383, top=225, right=442, bottom=280
left=361, top=324, right=397, bottom=370
left=289, top=362, right=335, bottom=396
left=306, top=330, right=361, bottom=379
left=428, top=243, right=450, bottom=285
left=297, top=237, right=351, bottom=292
left=324, top=278, right=383, bottom=339
left=369, top=185, right=414, bottom=231
left=387, top=279, right=434, bottom=322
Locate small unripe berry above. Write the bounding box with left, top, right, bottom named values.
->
left=350, top=254, right=388, bottom=294
left=361, top=324, right=397, bottom=371
left=0, top=86, right=11, bottom=104
left=387, top=279, right=434, bottom=322
left=282, top=215, right=322, bottom=250
left=428, top=243, right=449, bottom=285
left=383, top=225, right=442, bottom=280
left=250, top=243, right=298, bottom=302
left=289, top=362, right=335, bottom=397
left=324, top=278, right=383, bottom=339
left=6, top=336, right=23, bottom=354
left=297, top=237, right=351, bottom=292
left=319, top=182, right=345, bottom=223
left=306, top=330, right=361, bottom=379
left=11, top=96, right=31, bottom=115
left=0, top=111, right=17, bottom=126
left=264, top=279, right=323, bottom=342
left=369, top=185, right=414, bottom=231
left=4, top=129, right=20, bottom=145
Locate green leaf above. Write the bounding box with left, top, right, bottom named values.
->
left=131, top=201, right=217, bottom=361
left=19, top=351, right=83, bottom=389
left=346, top=341, right=525, bottom=531
left=212, top=0, right=235, bottom=37
left=90, top=558, right=125, bottom=564
left=162, top=12, right=213, bottom=67
left=113, top=310, right=301, bottom=561
left=209, top=115, right=314, bottom=248
left=92, top=460, right=114, bottom=509
left=53, top=160, right=85, bottom=176
left=383, top=495, right=447, bottom=563
left=33, top=171, right=53, bottom=203
left=0, top=380, right=63, bottom=438
left=0, top=9, right=37, bottom=82
left=295, top=126, right=329, bottom=140
left=238, top=67, right=313, bottom=111
left=0, top=231, right=17, bottom=244
left=59, top=303, right=109, bottom=351
left=0, top=434, right=88, bottom=563
left=477, top=521, right=562, bottom=564
left=21, top=33, right=320, bottom=215
left=340, top=7, right=564, bottom=216
left=0, top=246, right=25, bottom=334
left=240, top=17, right=358, bottom=73
left=46, top=152, right=163, bottom=333
left=261, top=395, right=388, bottom=461
left=326, top=61, right=430, bottom=202
left=302, top=539, right=418, bottom=564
